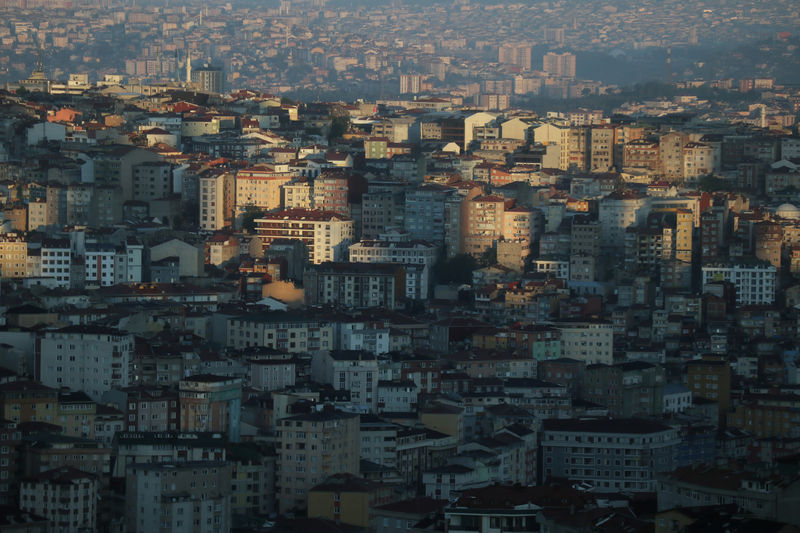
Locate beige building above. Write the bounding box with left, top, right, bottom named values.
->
left=590, top=125, right=616, bottom=172
left=659, top=131, right=689, bottom=181
left=463, top=195, right=541, bottom=258
left=276, top=408, right=360, bottom=514
left=255, top=208, right=355, bottom=264
left=0, top=233, right=28, bottom=278
left=199, top=170, right=235, bottom=231
left=281, top=178, right=313, bottom=209
left=27, top=198, right=48, bottom=231
left=682, top=142, right=715, bottom=180
left=235, top=164, right=295, bottom=213
left=20, top=467, right=97, bottom=533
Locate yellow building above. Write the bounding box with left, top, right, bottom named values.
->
left=308, top=473, right=395, bottom=529
left=0, top=381, right=58, bottom=424
left=419, top=403, right=464, bottom=442
left=686, top=356, right=731, bottom=426
left=56, top=391, right=96, bottom=439
left=0, top=233, right=28, bottom=278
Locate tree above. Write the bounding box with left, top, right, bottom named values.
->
left=434, top=253, right=478, bottom=285
left=327, top=116, right=350, bottom=143
left=241, top=205, right=265, bottom=232
left=697, top=175, right=732, bottom=192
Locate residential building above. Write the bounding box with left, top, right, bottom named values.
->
left=226, top=312, right=335, bottom=352
left=235, top=164, right=294, bottom=213
left=179, top=374, right=242, bottom=442
left=541, top=418, right=679, bottom=492
left=308, top=473, right=395, bottom=529
left=552, top=321, right=613, bottom=365
left=36, top=326, right=133, bottom=401
left=686, top=356, right=731, bottom=427
left=303, top=262, right=406, bottom=310
left=275, top=408, right=360, bottom=514
left=349, top=239, right=438, bottom=299
left=311, top=351, right=379, bottom=412
left=126, top=461, right=232, bottom=533
left=198, top=170, right=235, bottom=231
left=19, top=467, right=97, bottom=533
left=701, top=259, right=777, bottom=305
left=598, top=191, right=651, bottom=248
left=583, top=362, right=665, bottom=417
left=255, top=208, right=355, bottom=264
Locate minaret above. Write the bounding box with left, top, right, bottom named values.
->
left=186, top=53, right=192, bottom=84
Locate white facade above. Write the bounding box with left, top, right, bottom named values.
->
left=532, top=258, right=570, bottom=279
left=702, top=261, right=777, bottom=305
left=20, top=467, right=98, bottom=533
left=554, top=321, right=614, bottom=365
left=312, top=350, right=379, bottom=412
left=349, top=239, right=438, bottom=299
left=599, top=194, right=651, bottom=247
left=377, top=381, right=418, bottom=413
left=84, top=244, right=116, bottom=287
left=255, top=209, right=355, bottom=264
left=663, top=384, right=692, bottom=414
left=40, top=239, right=71, bottom=288
left=249, top=359, right=296, bottom=391
left=114, top=238, right=144, bottom=284
left=340, top=323, right=390, bottom=355
left=37, top=326, right=133, bottom=401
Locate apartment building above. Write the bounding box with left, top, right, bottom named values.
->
left=0, top=232, right=27, bottom=278
left=255, top=208, right=355, bottom=264
left=303, top=262, right=406, bottom=310
left=541, top=418, right=678, bottom=492
left=132, top=161, right=173, bottom=201
left=198, top=170, right=235, bottom=231
left=226, top=311, right=335, bottom=352
left=598, top=191, right=651, bottom=247
left=179, top=375, right=242, bottom=442
left=701, top=259, right=777, bottom=305
left=276, top=409, right=360, bottom=514
left=349, top=239, right=437, bottom=298
left=20, top=467, right=98, bottom=533
left=312, top=350, right=379, bottom=412
left=552, top=321, right=614, bottom=365
left=235, top=164, right=294, bottom=213
left=126, top=461, right=232, bottom=533
left=36, top=325, right=133, bottom=401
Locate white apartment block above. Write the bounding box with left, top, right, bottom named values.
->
left=598, top=192, right=651, bottom=247
left=37, top=326, right=133, bottom=401
left=115, top=237, right=144, bottom=284
left=255, top=208, right=355, bottom=264
left=349, top=239, right=438, bottom=299
left=553, top=321, right=614, bottom=365
left=84, top=243, right=116, bottom=287
left=532, top=257, right=570, bottom=279
left=702, top=260, right=777, bottom=305
left=126, top=461, right=232, bottom=533
left=40, top=238, right=71, bottom=288
left=312, top=350, right=379, bottom=412
left=20, top=467, right=98, bottom=533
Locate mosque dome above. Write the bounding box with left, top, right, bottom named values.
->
left=776, top=203, right=800, bottom=219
